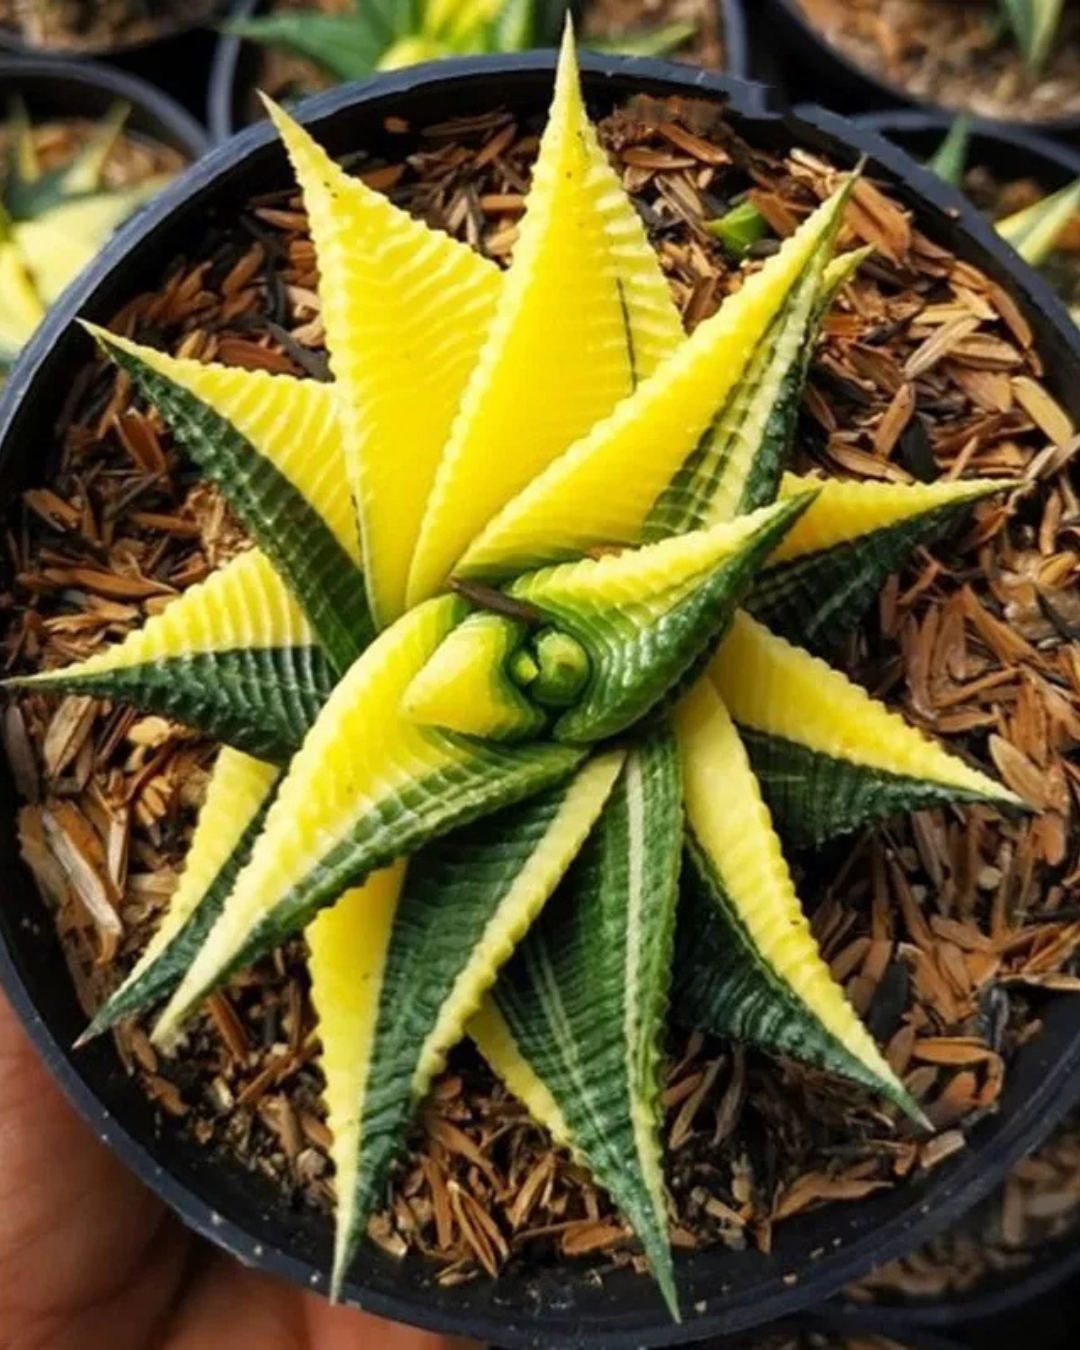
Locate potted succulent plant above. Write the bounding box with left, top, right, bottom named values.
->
left=764, top=0, right=1080, bottom=138
left=0, top=57, right=206, bottom=378
left=3, top=39, right=1080, bottom=1350
left=207, top=0, right=749, bottom=142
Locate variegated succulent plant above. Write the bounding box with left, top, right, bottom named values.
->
left=229, top=0, right=695, bottom=81
left=923, top=117, right=1080, bottom=323
left=0, top=99, right=173, bottom=373
left=999, top=0, right=1066, bottom=74
left=9, top=33, right=1027, bottom=1318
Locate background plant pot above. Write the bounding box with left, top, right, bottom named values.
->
left=837, top=1222, right=1080, bottom=1333
left=717, top=1311, right=968, bottom=1350
left=0, top=54, right=209, bottom=164
left=207, top=0, right=751, bottom=145
left=4, top=52, right=1080, bottom=1350
left=854, top=110, right=1080, bottom=195
left=0, top=7, right=222, bottom=118
left=760, top=0, right=1080, bottom=142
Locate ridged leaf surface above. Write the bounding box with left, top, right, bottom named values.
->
left=267, top=100, right=501, bottom=628
left=644, top=250, right=828, bottom=539
left=81, top=749, right=280, bottom=1040
left=673, top=676, right=923, bottom=1120
left=407, top=31, right=680, bottom=603
left=474, top=729, right=684, bottom=1317
left=153, top=597, right=586, bottom=1041
left=90, top=330, right=371, bottom=671
left=710, top=611, right=1020, bottom=847
left=312, top=751, right=623, bottom=1297
left=403, top=611, right=545, bottom=740
left=8, top=549, right=334, bottom=763
left=457, top=185, right=850, bottom=579
left=508, top=495, right=813, bottom=743
left=748, top=474, right=1011, bottom=652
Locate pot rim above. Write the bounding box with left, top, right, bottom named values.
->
left=0, top=3, right=223, bottom=60
left=4, top=51, right=1080, bottom=1349
left=853, top=108, right=1080, bottom=179
left=768, top=0, right=1080, bottom=136
left=0, top=52, right=210, bottom=159
left=207, top=0, right=753, bottom=145
left=834, top=1205, right=1080, bottom=1328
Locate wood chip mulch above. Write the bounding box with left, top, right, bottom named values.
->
left=3, top=92, right=1080, bottom=1291
left=797, top=0, right=1080, bottom=124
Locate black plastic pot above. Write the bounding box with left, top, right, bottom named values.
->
left=711, top=1312, right=968, bottom=1350
left=207, top=0, right=751, bottom=145
left=3, top=51, right=1080, bottom=1350
left=839, top=1223, right=1080, bottom=1332
left=762, top=0, right=1080, bottom=142
left=854, top=110, right=1080, bottom=195
left=0, top=7, right=222, bottom=118
left=0, top=54, right=209, bottom=164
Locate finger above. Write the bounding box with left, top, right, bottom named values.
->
left=0, top=985, right=184, bottom=1348
left=305, top=1291, right=478, bottom=1350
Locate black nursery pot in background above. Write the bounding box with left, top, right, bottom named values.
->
left=854, top=110, right=1080, bottom=197
left=5, top=52, right=1080, bottom=1350
left=761, top=0, right=1080, bottom=142
left=710, top=1312, right=968, bottom=1350
left=839, top=1228, right=1080, bottom=1335
left=0, top=6, right=222, bottom=121
left=0, top=54, right=209, bottom=163
left=207, top=0, right=751, bottom=145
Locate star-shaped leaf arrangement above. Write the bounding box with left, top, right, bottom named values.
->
left=11, top=31, right=1027, bottom=1321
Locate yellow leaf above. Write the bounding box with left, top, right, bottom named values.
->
left=458, top=186, right=850, bottom=579
left=266, top=98, right=501, bottom=627
left=407, top=27, right=681, bottom=603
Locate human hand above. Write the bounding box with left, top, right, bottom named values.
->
left=0, top=987, right=475, bottom=1350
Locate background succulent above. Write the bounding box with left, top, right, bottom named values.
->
left=0, top=98, right=173, bottom=374
left=227, top=0, right=695, bottom=78
left=999, top=0, right=1067, bottom=74
left=11, top=34, right=1025, bottom=1320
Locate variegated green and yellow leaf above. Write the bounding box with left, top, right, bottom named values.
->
left=746, top=473, right=1013, bottom=651
left=473, top=728, right=682, bottom=1316
left=5, top=98, right=131, bottom=219
left=407, top=29, right=682, bottom=604
left=266, top=99, right=502, bottom=629
left=87, top=328, right=370, bottom=672
left=996, top=176, right=1080, bottom=267
left=79, top=749, right=280, bottom=1042
left=673, top=676, right=925, bottom=1121
left=644, top=246, right=838, bottom=540
left=403, top=610, right=546, bottom=740
left=15, top=179, right=171, bottom=307
left=710, top=610, right=1021, bottom=848
left=506, top=494, right=813, bottom=743
left=457, top=184, right=850, bottom=579
left=314, top=750, right=624, bottom=1297
left=153, top=597, right=586, bottom=1042
left=6, top=549, right=333, bottom=763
